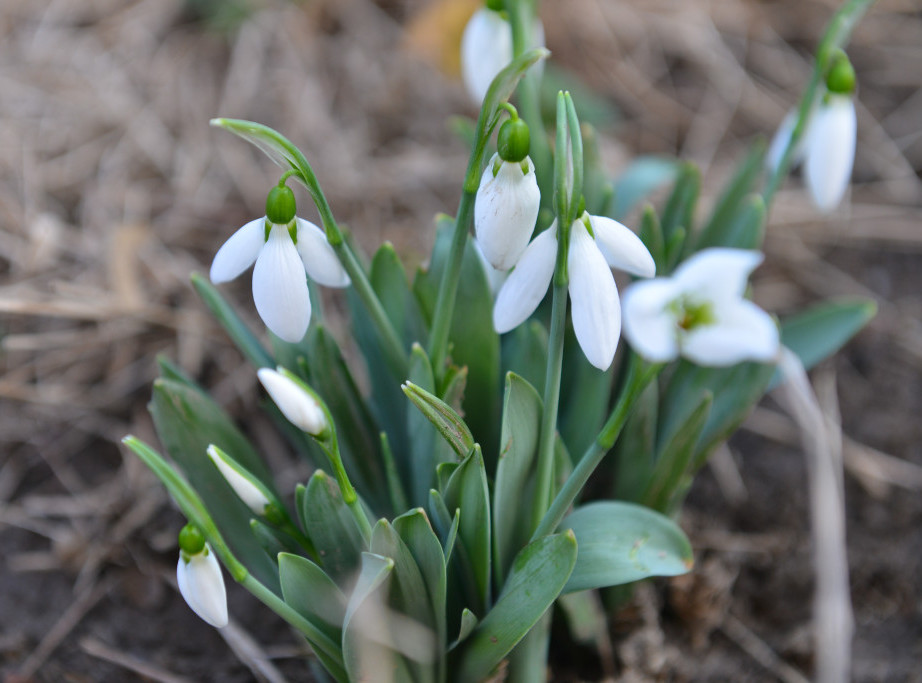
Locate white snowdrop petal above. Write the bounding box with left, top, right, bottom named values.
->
left=461, top=9, right=511, bottom=103
left=672, top=247, right=763, bottom=302
left=621, top=278, right=681, bottom=363
left=589, top=215, right=656, bottom=277
left=682, top=299, right=779, bottom=366
left=295, top=218, right=350, bottom=288
left=177, top=546, right=228, bottom=628
left=493, top=226, right=557, bottom=333
left=252, top=225, right=311, bottom=343
left=257, top=368, right=327, bottom=435
left=805, top=96, right=856, bottom=213
left=210, top=218, right=265, bottom=283
left=207, top=445, right=269, bottom=514
left=472, top=239, right=509, bottom=295
left=568, top=222, right=621, bottom=371
left=475, top=155, right=540, bottom=271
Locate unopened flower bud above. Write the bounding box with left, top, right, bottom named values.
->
left=804, top=95, right=856, bottom=213
left=207, top=444, right=271, bottom=515
left=257, top=367, right=328, bottom=436
left=177, top=526, right=228, bottom=628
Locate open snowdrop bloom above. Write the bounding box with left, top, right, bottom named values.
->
left=209, top=183, right=349, bottom=343
left=258, top=367, right=328, bottom=437
left=621, top=248, right=779, bottom=367
left=176, top=524, right=228, bottom=628
left=460, top=2, right=545, bottom=103
left=493, top=213, right=655, bottom=371
left=475, top=114, right=540, bottom=270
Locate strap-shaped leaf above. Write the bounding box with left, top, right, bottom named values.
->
left=660, top=162, right=700, bottom=265
left=560, top=501, right=693, bottom=593
left=452, top=532, right=577, bottom=682
left=695, top=141, right=766, bottom=251
left=403, top=380, right=474, bottom=461
left=278, top=552, right=347, bottom=644
left=610, top=156, right=679, bottom=221
left=301, top=470, right=365, bottom=584
left=493, top=373, right=542, bottom=583
left=501, top=320, right=548, bottom=396
left=443, top=446, right=492, bottom=613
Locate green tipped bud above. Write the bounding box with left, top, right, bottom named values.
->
left=265, top=184, right=296, bottom=225
left=207, top=444, right=272, bottom=515
left=825, top=50, right=856, bottom=95
left=497, top=117, right=530, bottom=163
left=178, top=523, right=206, bottom=556
left=401, top=378, right=474, bottom=459
left=485, top=0, right=504, bottom=11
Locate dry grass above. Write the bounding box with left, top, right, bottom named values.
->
left=0, top=0, right=919, bottom=679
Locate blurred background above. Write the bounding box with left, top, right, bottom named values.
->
left=1, top=0, right=920, bottom=679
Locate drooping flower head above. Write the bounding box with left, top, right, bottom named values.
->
left=621, top=248, right=779, bottom=367
left=493, top=213, right=655, bottom=371
left=474, top=113, right=541, bottom=271
left=258, top=367, right=329, bottom=437
left=210, top=182, right=350, bottom=343
left=176, top=524, right=228, bottom=628
left=461, top=2, right=545, bottom=103
left=805, top=51, right=857, bottom=213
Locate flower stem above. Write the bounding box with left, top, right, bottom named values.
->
left=321, top=434, right=374, bottom=543
left=509, top=0, right=552, bottom=201
left=241, top=574, right=348, bottom=682
left=762, top=0, right=877, bottom=208
left=531, top=355, right=662, bottom=540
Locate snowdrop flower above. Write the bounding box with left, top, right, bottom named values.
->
left=207, top=444, right=271, bottom=516
left=210, top=183, right=349, bottom=343
left=805, top=50, right=857, bottom=213
left=460, top=3, right=545, bottom=103
left=766, top=109, right=805, bottom=175
left=475, top=115, right=540, bottom=270
left=258, top=367, right=328, bottom=437
left=177, top=524, right=228, bottom=628
left=804, top=95, right=856, bottom=213
left=621, top=248, right=779, bottom=367
left=493, top=213, right=655, bottom=371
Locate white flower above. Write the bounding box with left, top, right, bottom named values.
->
left=207, top=444, right=270, bottom=515
left=766, top=109, right=805, bottom=174
left=493, top=214, right=655, bottom=371
left=621, top=248, right=779, bottom=367
left=804, top=95, right=856, bottom=213
left=210, top=217, right=349, bottom=343
left=177, top=544, right=228, bottom=628
left=257, top=367, right=328, bottom=436
left=460, top=8, right=545, bottom=103
left=475, top=153, right=540, bottom=270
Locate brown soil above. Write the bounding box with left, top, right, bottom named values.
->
left=1, top=0, right=920, bottom=680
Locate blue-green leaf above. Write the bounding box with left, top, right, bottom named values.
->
left=452, top=532, right=577, bottom=682
left=610, top=157, right=679, bottom=220
left=561, top=501, right=693, bottom=593
left=301, top=470, right=365, bottom=584
left=278, top=552, right=347, bottom=644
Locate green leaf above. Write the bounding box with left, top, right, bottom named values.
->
left=638, top=205, right=665, bottom=274
left=342, top=553, right=412, bottom=682
left=610, top=157, right=679, bottom=221
left=148, top=378, right=278, bottom=590
left=403, top=380, right=475, bottom=460
left=560, top=325, right=614, bottom=460
left=501, top=321, right=548, bottom=396
left=776, top=298, right=876, bottom=383
left=370, top=521, right=439, bottom=683
left=393, top=509, right=448, bottom=682
left=644, top=391, right=712, bottom=513
left=493, top=373, right=542, bottom=583
left=694, top=141, right=767, bottom=251
left=560, top=501, right=693, bottom=593
left=443, top=446, right=492, bottom=613
left=301, top=326, right=385, bottom=507
left=660, top=162, right=699, bottom=269
left=278, top=552, right=347, bottom=644
left=301, top=470, right=365, bottom=584
left=449, top=609, right=479, bottom=651
left=190, top=273, right=274, bottom=369
left=452, top=532, right=577, bottom=682
left=250, top=518, right=299, bottom=559
left=612, top=380, right=659, bottom=503
left=407, top=344, right=444, bottom=507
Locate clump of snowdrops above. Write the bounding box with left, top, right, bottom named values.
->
left=124, top=0, right=877, bottom=680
